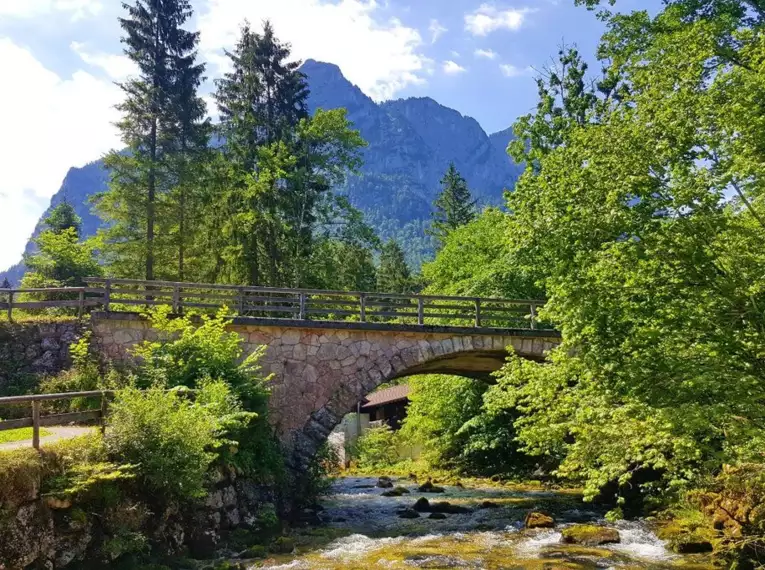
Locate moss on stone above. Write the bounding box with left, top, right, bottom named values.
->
left=561, top=524, right=620, bottom=546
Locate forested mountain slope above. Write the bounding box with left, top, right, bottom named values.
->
left=1, top=60, right=520, bottom=284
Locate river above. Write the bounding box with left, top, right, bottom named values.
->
left=243, top=476, right=716, bottom=569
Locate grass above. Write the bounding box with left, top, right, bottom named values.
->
left=0, top=427, right=53, bottom=444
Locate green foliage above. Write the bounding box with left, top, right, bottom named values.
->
left=480, top=0, right=765, bottom=531
left=377, top=240, right=414, bottom=294
left=96, top=0, right=209, bottom=281
left=104, top=385, right=221, bottom=501
left=428, top=163, right=477, bottom=247
left=422, top=208, right=542, bottom=300
left=21, top=203, right=102, bottom=294
left=0, top=448, right=43, bottom=511
left=353, top=424, right=401, bottom=469
left=131, top=307, right=283, bottom=482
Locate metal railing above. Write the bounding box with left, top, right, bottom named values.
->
left=0, top=391, right=112, bottom=449
left=0, top=278, right=548, bottom=330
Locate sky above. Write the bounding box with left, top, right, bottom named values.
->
left=0, top=0, right=660, bottom=271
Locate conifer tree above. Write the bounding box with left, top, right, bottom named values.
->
left=428, top=163, right=477, bottom=247
left=1, top=278, right=11, bottom=290
left=97, top=0, right=206, bottom=281
left=377, top=240, right=413, bottom=294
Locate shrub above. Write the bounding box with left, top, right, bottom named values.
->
left=104, top=386, right=220, bottom=502
left=353, top=425, right=400, bottom=469
left=0, top=448, right=43, bottom=511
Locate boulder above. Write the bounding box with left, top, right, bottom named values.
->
left=271, top=536, right=295, bottom=554
left=381, top=486, right=410, bottom=497
left=428, top=513, right=447, bottom=520
left=417, top=480, right=445, bottom=493
left=413, top=498, right=431, bottom=512
left=479, top=501, right=500, bottom=509
left=561, top=525, right=620, bottom=546
left=525, top=511, right=555, bottom=529
left=398, top=508, right=421, bottom=519
left=430, top=501, right=471, bottom=514
left=376, top=477, right=394, bottom=489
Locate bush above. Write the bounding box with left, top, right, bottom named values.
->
left=353, top=425, right=400, bottom=469
left=104, top=386, right=222, bottom=502
left=131, top=308, right=283, bottom=482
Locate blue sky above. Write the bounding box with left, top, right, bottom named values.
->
left=0, top=0, right=661, bottom=270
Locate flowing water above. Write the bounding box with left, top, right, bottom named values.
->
left=247, top=476, right=715, bottom=569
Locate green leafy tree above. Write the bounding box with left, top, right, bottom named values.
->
left=428, top=163, right=476, bottom=247
left=377, top=240, right=413, bottom=294
left=21, top=204, right=101, bottom=289
left=422, top=208, right=542, bottom=299
left=490, top=0, right=765, bottom=519
left=97, top=0, right=208, bottom=281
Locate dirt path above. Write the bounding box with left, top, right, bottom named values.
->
left=0, top=426, right=97, bottom=452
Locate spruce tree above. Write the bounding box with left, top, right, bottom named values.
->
left=98, top=0, right=205, bottom=281
left=428, top=163, right=477, bottom=247
left=1, top=278, right=11, bottom=290
left=377, top=240, right=413, bottom=294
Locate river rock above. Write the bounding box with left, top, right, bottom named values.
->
left=398, top=508, right=421, bottom=519
left=382, top=486, right=410, bottom=497
left=561, top=525, right=620, bottom=546
left=430, top=501, right=471, bottom=514
left=271, top=536, right=295, bottom=554
left=428, top=513, right=447, bottom=520
left=413, top=497, right=431, bottom=512
left=525, top=511, right=555, bottom=528
left=417, top=480, right=445, bottom=493
left=479, top=501, right=500, bottom=509
left=377, top=477, right=394, bottom=489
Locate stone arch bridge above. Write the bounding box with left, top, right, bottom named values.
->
left=4, top=278, right=560, bottom=471
left=92, top=313, right=560, bottom=471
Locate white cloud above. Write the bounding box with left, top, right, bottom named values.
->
left=465, top=4, right=531, bottom=36
left=442, top=60, right=467, bottom=75
left=0, top=0, right=102, bottom=20
left=500, top=63, right=532, bottom=77
left=428, top=18, right=447, bottom=43
left=198, top=0, right=432, bottom=101
left=71, top=41, right=137, bottom=80
left=474, top=48, right=498, bottom=59
left=0, top=37, right=122, bottom=270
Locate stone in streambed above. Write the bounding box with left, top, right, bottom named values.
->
left=428, top=513, right=447, bottom=520
left=398, top=508, right=420, bottom=519
left=525, top=511, right=555, bottom=529
left=417, top=480, right=445, bottom=493
left=376, top=477, right=394, bottom=489
left=561, top=524, right=620, bottom=546
left=382, top=486, right=411, bottom=497
left=479, top=501, right=500, bottom=509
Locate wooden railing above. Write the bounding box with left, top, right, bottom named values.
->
left=0, top=278, right=548, bottom=330
left=0, top=391, right=111, bottom=449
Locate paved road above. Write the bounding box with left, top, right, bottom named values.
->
left=0, top=426, right=96, bottom=452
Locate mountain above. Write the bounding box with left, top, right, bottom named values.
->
left=1, top=60, right=521, bottom=284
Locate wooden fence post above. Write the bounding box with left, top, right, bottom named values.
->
left=103, top=279, right=111, bottom=312
left=100, top=392, right=108, bottom=435
left=417, top=297, right=425, bottom=325
left=6, top=290, right=12, bottom=322
left=32, top=400, right=40, bottom=450
left=474, top=299, right=481, bottom=328
left=172, top=285, right=180, bottom=314
left=299, top=293, right=307, bottom=320
left=529, top=303, right=537, bottom=330
left=77, top=289, right=85, bottom=319
left=359, top=293, right=367, bottom=322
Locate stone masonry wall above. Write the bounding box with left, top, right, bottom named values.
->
left=0, top=321, right=87, bottom=395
